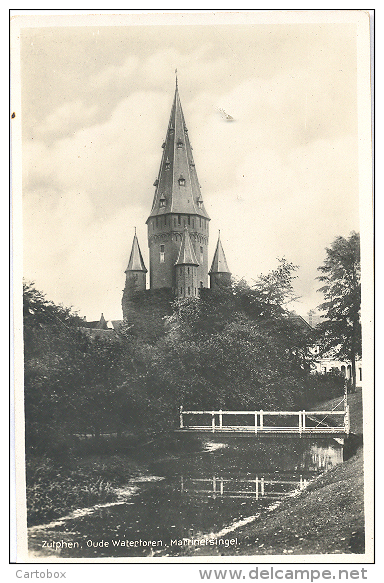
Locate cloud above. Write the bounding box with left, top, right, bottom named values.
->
left=20, top=23, right=360, bottom=320
left=23, top=186, right=146, bottom=319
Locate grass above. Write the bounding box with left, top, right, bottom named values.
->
left=26, top=454, right=145, bottom=526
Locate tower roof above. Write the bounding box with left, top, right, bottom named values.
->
left=147, top=82, right=210, bottom=221
left=125, top=232, right=147, bottom=272
left=175, top=227, right=199, bottom=266
left=209, top=233, right=231, bottom=274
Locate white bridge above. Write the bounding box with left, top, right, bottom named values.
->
left=177, top=405, right=350, bottom=437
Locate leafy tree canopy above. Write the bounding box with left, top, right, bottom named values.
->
left=316, top=231, right=361, bottom=389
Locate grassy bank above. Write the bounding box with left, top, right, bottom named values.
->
left=200, top=447, right=364, bottom=556
left=26, top=454, right=146, bottom=527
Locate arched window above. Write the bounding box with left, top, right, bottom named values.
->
left=160, top=245, right=165, bottom=263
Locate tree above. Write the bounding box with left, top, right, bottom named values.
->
left=158, top=259, right=317, bottom=411
left=317, top=232, right=361, bottom=391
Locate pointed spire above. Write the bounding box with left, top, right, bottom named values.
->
left=126, top=231, right=147, bottom=272
left=97, top=313, right=108, bottom=330
left=147, top=80, right=210, bottom=221
left=175, top=227, right=199, bottom=266
left=209, top=232, right=231, bottom=274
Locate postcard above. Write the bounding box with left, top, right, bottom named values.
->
left=10, top=9, right=373, bottom=570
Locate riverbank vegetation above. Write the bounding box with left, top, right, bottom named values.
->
left=23, top=260, right=345, bottom=460
left=23, top=235, right=361, bottom=528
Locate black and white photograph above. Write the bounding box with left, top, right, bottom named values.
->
left=11, top=9, right=373, bottom=565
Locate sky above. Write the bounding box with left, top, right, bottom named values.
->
left=18, top=12, right=364, bottom=321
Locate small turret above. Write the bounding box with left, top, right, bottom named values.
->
left=209, top=232, right=231, bottom=291
left=175, top=227, right=199, bottom=299
left=122, top=230, right=147, bottom=319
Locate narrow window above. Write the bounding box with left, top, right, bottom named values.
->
left=160, top=245, right=165, bottom=263
left=180, top=287, right=183, bottom=296
left=156, top=217, right=158, bottom=228
left=192, top=219, right=195, bottom=228
left=187, top=267, right=190, bottom=275
left=178, top=215, right=181, bottom=224
left=200, top=281, right=203, bottom=288
left=188, top=287, right=190, bottom=295
left=174, top=218, right=176, bottom=226
left=188, top=215, right=190, bottom=225
left=200, top=246, right=203, bottom=262
left=199, top=217, right=202, bottom=228
left=359, top=368, right=362, bottom=381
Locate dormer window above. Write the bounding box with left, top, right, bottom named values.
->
left=177, top=140, right=183, bottom=149
left=197, top=198, right=203, bottom=209
left=159, top=195, right=166, bottom=208
left=153, top=179, right=159, bottom=187
left=165, top=160, right=171, bottom=171
left=178, top=176, right=185, bottom=186
left=161, top=142, right=166, bottom=149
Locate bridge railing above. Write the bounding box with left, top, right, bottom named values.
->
left=179, top=406, right=350, bottom=435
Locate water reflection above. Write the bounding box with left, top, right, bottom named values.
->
left=180, top=474, right=309, bottom=499
left=28, top=437, right=344, bottom=559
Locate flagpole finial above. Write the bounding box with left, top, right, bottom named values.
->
left=134, top=226, right=136, bottom=236
left=175, top=68, right=178, bottom=88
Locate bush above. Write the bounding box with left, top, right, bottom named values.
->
left=301, top=371, right=345, bottom=408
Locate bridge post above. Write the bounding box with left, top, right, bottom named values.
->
left=302, top=410, right=306, bottom=432
left=299, top=411, right=302, bottom=435
left=255, top=476, right=259, bottom=500
left=219, top=409, right=223, bottom=429
left=345, top=404, right=350, bottom=435
left=260, top=410, right=264, bottom=430
left=180, top=406, right=183, bottom=428
left=211, top=412, right=215, bottom=433
left=254, top=412, right=258, bottom=434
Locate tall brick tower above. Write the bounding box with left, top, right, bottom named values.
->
left=146, top=78, right=210, bottom=293
left=122, top=79, right=232, bottom=324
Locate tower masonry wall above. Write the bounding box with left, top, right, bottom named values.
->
left=175, top=265, right=199, bottom=298
left=147, top=213, right=209, bottom=291
left=122, top=271, right=147, bottom=319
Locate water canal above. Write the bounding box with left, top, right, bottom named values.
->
left=28, top=436, right=344, bottom=559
